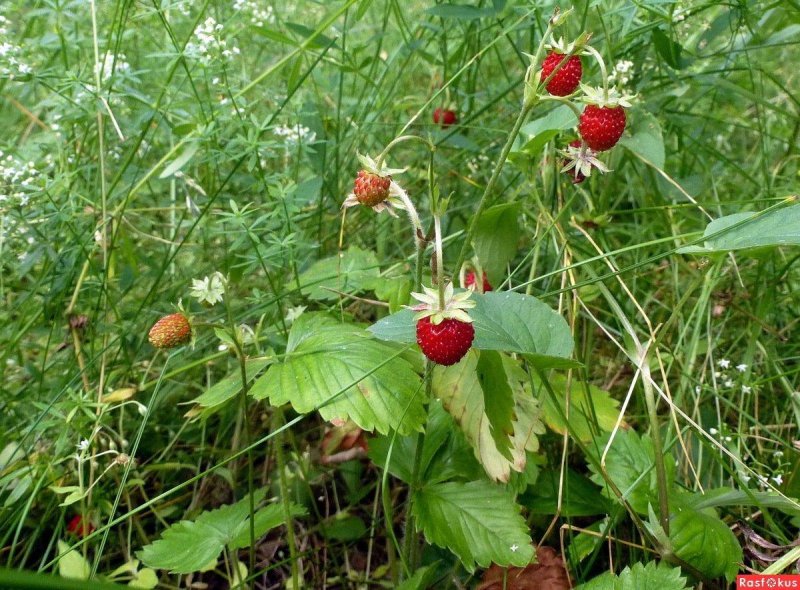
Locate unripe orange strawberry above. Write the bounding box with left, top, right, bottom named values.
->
left=353, top=170, right=392, bottom=207
left=148, top=313, right=191, bottom=349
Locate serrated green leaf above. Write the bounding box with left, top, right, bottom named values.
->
left=412, top=481, right=534, bottom=570
left=433, top=351, right=544, bottom=482
left=587, top=430, right=674, bottom=514
left=188, top=358, right=272, bottom=414
left=539, top=375, right=621, bottom=442
left=137, top=491, right=305, bottom=574
left=251, top=314, right=425, bottom=435
left=396, top=563, right=441, bottom=590
left=577, top=561, right=689, bottom=590
left=472, top=203, right=520, bottom=284
left=522, top=469, right=610, bottom=516
left=670, top=507, right=742, bottom=582
left=56, top=540, right=90, bottom=580
left=678, top=202, right=800, bottom=254
left=297, top=246, right=380, bottom=300
left=368, top=291, right=574, bottom=368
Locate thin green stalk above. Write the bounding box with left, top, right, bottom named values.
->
left=640, top=352, right=671, bottom=535
left=272, top=408, right=301, bottom=589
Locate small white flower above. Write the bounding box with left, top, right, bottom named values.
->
left=190, top=272, right=226, bottom=305
left=740, top=474, right=751, bottom=483
left=724, top=436, right=732, bottom=442
left=774, top=451, right=784, bottom=458
left=717, top=358, right=731, bottom=369
left=77, top=439, right=90, bottom=451
left=709, top=428, right=718, bottom=436
left=772, top=474, right=783, bottom=486
left=510, top=544, right=519, bottom=552
left=285, top=305, right=307, bottom=324
left=723, top=378, right=734, bottom=388
left=742, top=385, right=752, bottom=394
left=736, top=363, right=747, bottom=372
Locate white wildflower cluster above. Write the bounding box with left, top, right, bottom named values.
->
left=608, top=60, right=634, bottom=87
left=0, top=16, right=31, bottom=80
left=185, top=17, right=240, bottom=64
left=95, top=52, right=132, bottom=84
left=713, top=358, right=752, bottom=394
left=190, top=271, right=227, bottom=305
left=233, top=0, right=275, bottom=27
left=0, top=150, right=50, bottom=255
left=466, top=153, right=490, bottom=175
left=273, top=124, right=316, bottom=145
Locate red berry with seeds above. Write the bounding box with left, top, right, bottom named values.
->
left=578, top=105, right=627, bottom=151
left=433, top=108, right=457, bottom=128
left=67, top=515, right=95, bottom=537
left=353, top=170, right=391, bottom=207
left=541, top=52, right=582, bottom=96
left=465, top=271, right=493, bottom=293
left=148, top=313, right=191, bottom=349
left=416, top=317, right=475, bottom=366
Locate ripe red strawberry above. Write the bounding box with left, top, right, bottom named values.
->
left=465, top=271, right=493, bottom=292
left=541, top=52, right=582, bottom=96
left=353, top=170, right=391, bottom=206
left=66, top=515, right=95, bottom=537
left=148, top=313, right=191, bottom=349
left=416, top=317, right=475, bottom=366
left=578, top=105, right=627, bottom=151
left=433, top=108, right=457, bottom=128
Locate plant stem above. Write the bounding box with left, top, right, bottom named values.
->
left=272, top=407, right=301, bottom=588
left=375, top=134, right=432, bottom=169
left=400, top=363, right=432, bottom=574
left=433, top=214, right=445, bottom=308
left=640, top=347, right=671, bottom=535
left=453, top=102, right=533, bottom=275
left=584, top=45, right=609, bottom=102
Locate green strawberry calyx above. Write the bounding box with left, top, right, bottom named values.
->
left=409, top=282, right=476, bottom=325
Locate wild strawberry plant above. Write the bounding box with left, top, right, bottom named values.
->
left=1, top=1, right=799, bottom=589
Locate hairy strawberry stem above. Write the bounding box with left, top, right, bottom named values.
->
left=375, top=134, right=433, bottom=170
left=433, top=214, right=445, bottom=308
left=583, top=45, right=610, bottom=102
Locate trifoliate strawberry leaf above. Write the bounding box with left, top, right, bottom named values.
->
left=297, top=246, right=380, bottom=300
left=137, top=491, right=306, bottom=574
left=576, top=561, right=689, bottom=590
left=411, top=480, right=534, bottom=571
left=56, top=540, right=90, bottom=580
left=472, top=203, right=520, bottom=285
left=432, top=350, right=544, bottom=482
left=587, top=430, right=675, bottom=515
left=368, top=291, right=576, bottom=369
left=678, top=201, right=800, bottom=254
left=669, top=506, right=742, bottom=582
left=538, top=374, right=621, bottom=441
left=251, top=313, right=425, bottom=435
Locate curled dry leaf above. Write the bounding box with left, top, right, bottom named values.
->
left=477, top=546, right=571, bottom=590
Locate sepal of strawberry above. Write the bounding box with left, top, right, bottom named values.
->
left=579, top=85, right=635, bottom=108
left=561, top=139, right=610, bottom=182
left=410, top=282, right=476, bottom=366
left=342, top=153, right=410, bottom=217
left=410, top=282, right=475, bottom=325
